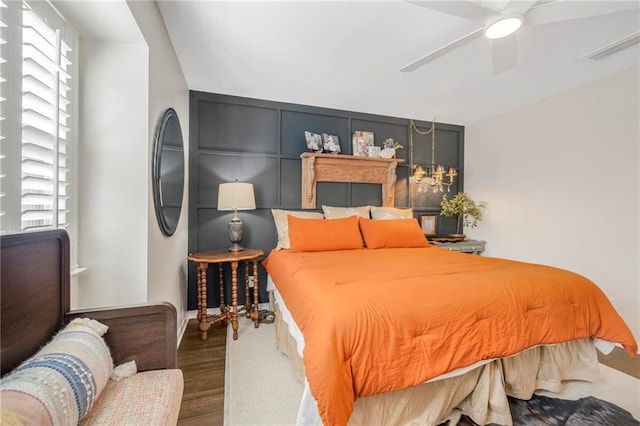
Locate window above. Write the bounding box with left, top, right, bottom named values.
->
left=0, top=1, right=77, bottom=245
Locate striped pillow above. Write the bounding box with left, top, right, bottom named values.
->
left=0, top=318, right=114, bottom=425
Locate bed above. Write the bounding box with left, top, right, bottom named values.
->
left=262, top=209, right=637, bottom=426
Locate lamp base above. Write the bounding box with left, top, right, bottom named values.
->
left=228, top=243, right=244, bottom=252
left=228, top=217, right=245, bottom=252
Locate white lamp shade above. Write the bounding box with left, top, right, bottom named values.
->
left=217, top=182, right=256, bottom=211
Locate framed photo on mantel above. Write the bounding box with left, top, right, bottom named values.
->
left=322, top=133, right=341, bottom=154
left=305, top=131, right=323, bottom=153
left=352, top=131, right=374, bottom=157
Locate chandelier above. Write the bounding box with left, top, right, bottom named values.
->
left=410, top=119, right=457, bottom=193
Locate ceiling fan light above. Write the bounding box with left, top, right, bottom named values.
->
left=484, top=13, right=523, bottom=39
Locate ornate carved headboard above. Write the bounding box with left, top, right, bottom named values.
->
left=0, top=229, right=70, bottom=375
left=300, top=153, right=404, bottom=209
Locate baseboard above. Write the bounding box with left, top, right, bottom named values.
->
left=177, top=313, right=191, bottom=348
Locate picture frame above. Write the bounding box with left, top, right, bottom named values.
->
left=420, top=214, right=437, bottom=236
left=367, top=146, right=381, bottom=158
left=322, top=133, right=341, bottom=154
left=352, top=131, right=374, bottom=157
left=305, top=131, right=323, bottom=153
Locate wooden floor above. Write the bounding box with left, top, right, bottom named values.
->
left=176, top=318, right=639, bottom=424
left=177, top=319, right=227, bottom=425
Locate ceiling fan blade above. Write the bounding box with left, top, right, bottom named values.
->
left=502, top=0, right=541, bottom=14
left=492, top=34, right=517, bottom=74
left=525, top=1, right=640, bottom=26
left=400, top=28, right=484, bottom=72
left=406, top=1, right=496, bottom=22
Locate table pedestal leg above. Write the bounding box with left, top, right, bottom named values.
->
left=252, top=259, right=260, bottom=328
left=244, top=261, right=252, bottom=317
left=218, top=264, right=225, bottom=314
left=196, top=262, right=211, bottom=341
left=230, top=260, right=239, bottom=340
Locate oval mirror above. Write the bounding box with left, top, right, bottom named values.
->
left=153, top=108, right=185, bottom=236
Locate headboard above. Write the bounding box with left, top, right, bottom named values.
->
left=0, top=229, right=70, bottom=375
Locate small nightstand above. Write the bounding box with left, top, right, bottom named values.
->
left=187, top=248, right=264, bottom=341
left=431, top=239, right=486, bottom=255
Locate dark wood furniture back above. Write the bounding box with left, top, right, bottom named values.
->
left=1, top=229, right=70, bottom=376
left=1, top=229, right=178, bottom=374
left=66, top=303, right=178, bottom=371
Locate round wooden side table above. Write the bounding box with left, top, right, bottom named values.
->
left=187, top=248, right=264, bottom=341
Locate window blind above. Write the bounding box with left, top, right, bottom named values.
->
left=0, top=0, right=76, bottom=234
left=0, top=1, right=9, bottom=226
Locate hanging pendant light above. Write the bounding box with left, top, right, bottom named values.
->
left=409, top=118, right=457, bottom=194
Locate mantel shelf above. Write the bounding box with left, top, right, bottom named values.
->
left=300, top=153, right=404, bottom=209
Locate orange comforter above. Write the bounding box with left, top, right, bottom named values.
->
left=263, top=247, right=637, bottom=426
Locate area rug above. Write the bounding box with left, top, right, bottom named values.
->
left=445, top=395, right=639, bottom=426
left=224, top=319, right=639, bottom=426
left=223, top=319, right=302, bottom=426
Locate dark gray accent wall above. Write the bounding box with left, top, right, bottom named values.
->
left=188, top=92, right=465, bottom=310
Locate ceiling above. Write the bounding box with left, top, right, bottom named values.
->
left=157, top=1, right=640, bottom=125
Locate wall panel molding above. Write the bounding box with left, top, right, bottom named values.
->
left=188, top=91, right=465, bottom=310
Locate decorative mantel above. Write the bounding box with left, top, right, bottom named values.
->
left=300, top=153, right=404, bottom=209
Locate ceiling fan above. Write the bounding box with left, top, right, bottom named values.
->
left=401, top=0, right=640, bottom=73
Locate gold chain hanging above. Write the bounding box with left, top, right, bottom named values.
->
left=409, top=118, right=436, bottom=167
left=409, top=117, right=456, bottom=196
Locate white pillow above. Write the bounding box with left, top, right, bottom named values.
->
left=370, top=206, right=413, bottom=220
left=322, top=205, right=371, bottom=219
left=271, top=209, right=323, bottom=250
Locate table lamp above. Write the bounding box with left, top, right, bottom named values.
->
left=217, top=182, right=256, bottom=251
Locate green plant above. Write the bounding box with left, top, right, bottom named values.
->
left=440, top=192, right=487, bottom=235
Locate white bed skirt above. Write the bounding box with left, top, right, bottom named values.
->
left=268, top=283, right=602, bottom=426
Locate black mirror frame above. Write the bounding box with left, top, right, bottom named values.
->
left=152, top=108, right=185, bottom=237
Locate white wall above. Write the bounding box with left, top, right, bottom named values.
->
left=78, top=39, right=149, bottom=308
left=127, top=0, right=190, bottom=335
left=465, top=67, right=640, bottom=343
left=63, top=0, right=189, bottom=335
